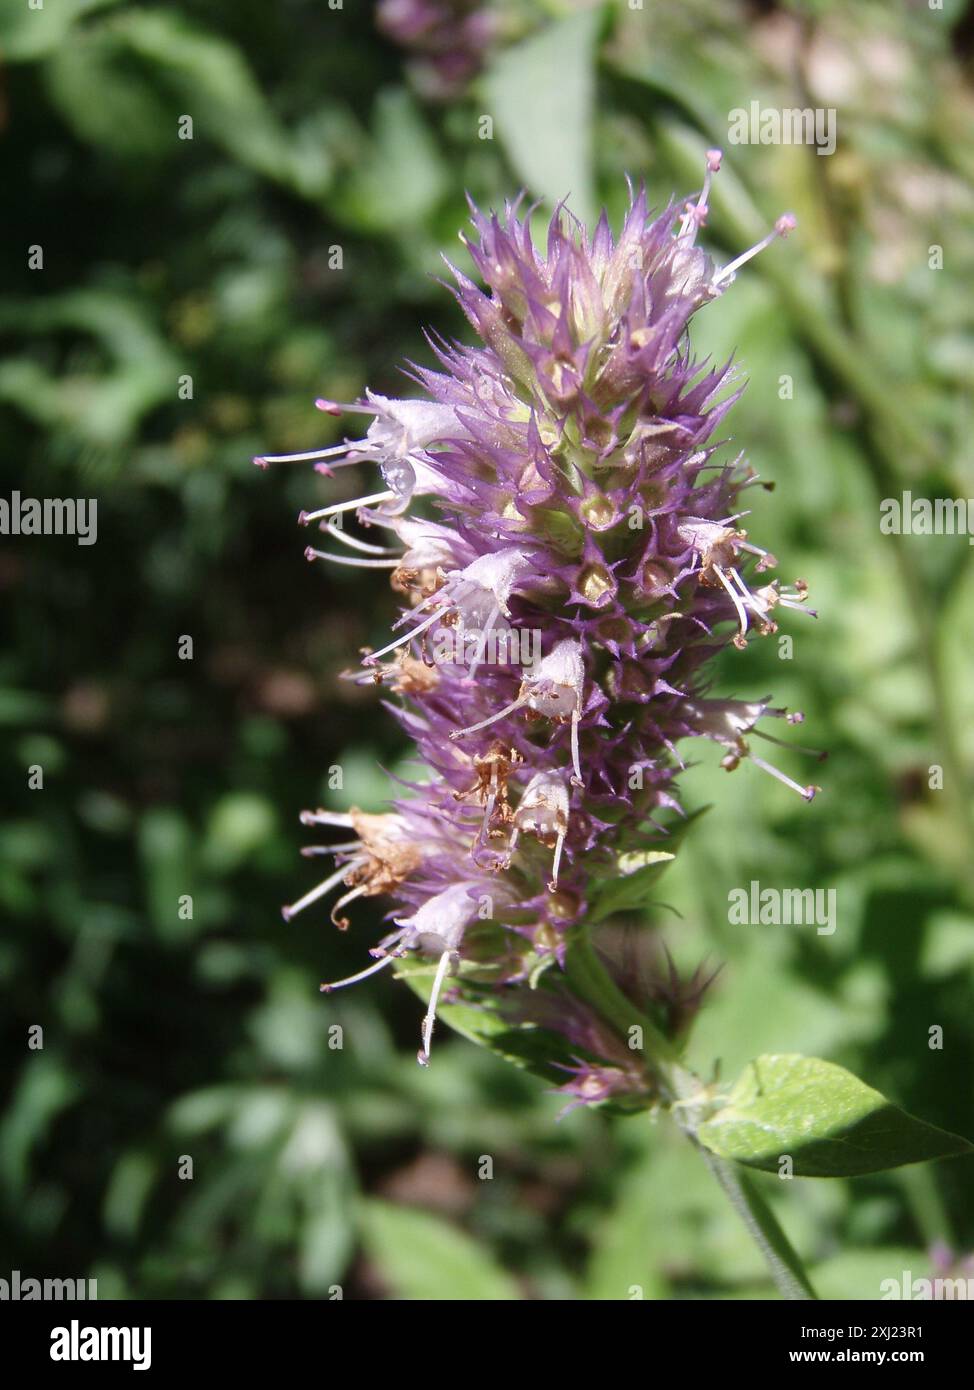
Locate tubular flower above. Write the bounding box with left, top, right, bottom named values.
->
left=261, top=154, right=820, bottom=1072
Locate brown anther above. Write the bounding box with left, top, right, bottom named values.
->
left=391, top=653, right=440, bottom=695
left=453, top=743, right=522, bottom=832
left=391, top=566, right=444, bottom=601
left=341, top=809, right=423, bottom=897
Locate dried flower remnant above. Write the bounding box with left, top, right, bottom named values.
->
left=260, top=153, right=819, bottom=1077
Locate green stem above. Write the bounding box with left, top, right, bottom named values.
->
left=695, top=1145, right=819, bottom=1300
left=568, top=927, right=819, bottom=1298
left=565, top=929, right=689, bottom=1095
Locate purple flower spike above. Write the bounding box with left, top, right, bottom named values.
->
left=263, top=158, right=819, bottom=1075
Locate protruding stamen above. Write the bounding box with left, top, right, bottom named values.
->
left=474, top=764, right=500, bottom=849
left=510, top=770, right=571, bottom=887
left=321, top=522, right=397, bottom=556
left=680, top=147, right=722, bottom=240
left=315, top=398, right=377, bottom=416
left=777, top=594, right=818, bottom=618
left=300, top=492, right=395, bottom=523
left=752, top=728, right=828, bottom=762
left=736, top=540, right=777, bottom=572
left=418, top=950, right=454, bottom=1066
left=305, top=547, right=399, bottom=569
left=714, top=565, right=750, bottom=643
left=548, top=825, right=567, bottom=893
left=569, top=709, right=583, bottom=787
left=362, top=605, right=448, bottom=665
left=712, top=213, right=797, bottom=288
left=299, top=809, right=354, bottom=828
left=282, top=862, right=357, bottom=922
left=254, top=442, right=353, bottom=468
left=748, top=753, right=819, bottom=802
left=330, top=882, right=369, bottom=930
left=449, top=696, right=525, bottom=741
left=320, top=950, right=402, bottom=994
left=464, top=608, right=499, bottom=685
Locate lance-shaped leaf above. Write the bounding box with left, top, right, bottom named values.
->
left=393, top=955, right=578, bottom=1084
left=483, top=9, right=600, bottom=226
left=697, top=1054, right=974, bottom=1177
left=587, top=850, right=675, bottom=924
left=587, top=808, right=707, bottom=923
left=360, top=1200, right=520, bottom=1301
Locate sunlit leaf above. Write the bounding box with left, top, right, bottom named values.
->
left=698, top=1054, right=974, bottom=1177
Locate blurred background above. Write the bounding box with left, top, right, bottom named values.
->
left=1, top=0, right=973, bottom=1300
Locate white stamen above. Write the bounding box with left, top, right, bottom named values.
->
left=679, top=147, right=722, bottom=240
left=418, top=949, right=454, bottom=1066
left=752, top=728, right=827, bottom=762
left=315, top=398, right=377, bottom=416
left=254, top=442, right=352, bottom=466
left=321, top=522, right=397, bottom=555
left=778, top=595, right=818, bottom=618
left=305, top=548, right=400, bottom=569
left=714, top=565, right=750, bottom=639
left=300, top=492, right=395, bottom=522
left=510, top=770, right=571, bottom=888
left=282, top=861, right=359, bottom=922
left=465, top=608, right=500, bottom=683
left=363, top=606, right=448, bottom=664
left=549, top=825, right=567, bottom=892
left=320, top=950, right=402, bottom=993
left=449, top=696, right=525, bottom=741
left=749, top=753, right=818, bottom=801
left=569, top=709, right=582, bottom=787
left=712, top=214, right=796, bottom=288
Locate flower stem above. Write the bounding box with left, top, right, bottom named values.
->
left=568, top=926, right=818, bottom=1298
left=693, top=1144, right=819, bottom=1300
left=564, top=929, right=689, bottom=1093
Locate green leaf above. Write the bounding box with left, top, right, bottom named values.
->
left=0, top=1053, right=80, bottom=1195
left=698, top=1054, right=974, bottom=1177
left=108, top=11, right=328, bottom=197
left=810, top=1248, right=927, bottom=1301
left=44, top=25, right=175, bottom=156
left=587, top=807, right=706, bottom=922
left=343, top=89, right=446, bottom=231
left=394, top=957, right=574, bottom=1083
left=0, top=288, right=179, bottom=450
left=359, top=1199, right=520, bottom=1301
left=483, top=9, right=599, bottom=226
left=0, top=0, right=122, bottom=62
left=587, top=850, right=675, bottom=923
left=202, top=792, right=277, bottom=874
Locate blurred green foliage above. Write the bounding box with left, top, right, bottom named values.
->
left=1, top=0, right=973, bottom=1299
